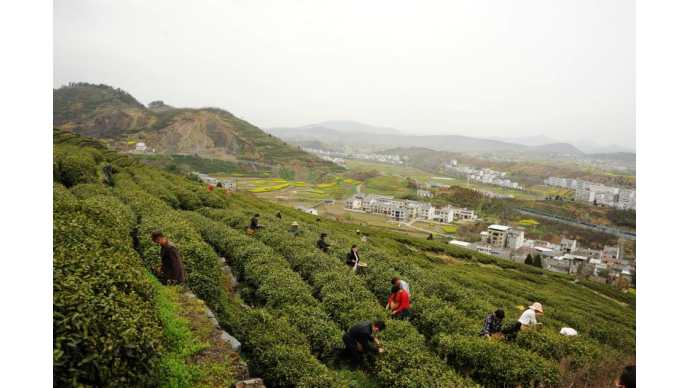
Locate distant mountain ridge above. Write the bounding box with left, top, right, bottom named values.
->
left=53, top=83, right=341, bottom=175
left=485, top=134, right=560, bottom=147
left=269, top=121, right=583, bottom=155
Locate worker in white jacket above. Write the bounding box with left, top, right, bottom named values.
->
left=503, top=302, right=544, bottom=340
left=518, top=302, right=544, bottom=327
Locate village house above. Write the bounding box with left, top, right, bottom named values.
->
left=560, top=238, right=577, bottom=253
left=433, top=206, right=455, bottom=223
left=480, top=225, right=525, bottom=250
left=454, top=207, right=478, bottom=221
left=547, top=178, right=635, bottom=209
left=345, top=194, right=474, bottom=224
left=602, top=245, right=621, bottom=265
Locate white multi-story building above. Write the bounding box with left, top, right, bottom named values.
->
left=135, top=142, right=147, bottom=152
left=506, top=229, right=525, bottom=250
left=482, top=226, right=524, bottom=250
left=560, top=238, right=577, bottom=253
left=453, top=207, right=477, bottom=221
left=549, top=177, right=635, bottom=209
left=483, top=224, right=511, bottom=247
left=616, top=189, right=636, bottom=210
left=345, top=194, right=477, bottom=224
left=433, top=206, right=455, bottom=223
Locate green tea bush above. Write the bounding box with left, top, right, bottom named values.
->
left=219, top=302, right=345, bottom=388
left=436, top=334, right=560, bottom=387
left=54, top=188, right=163, bottom=387
left=113, top=178, right=227, bottom=312
left=54, top=183, right=80, bottom=214
left=219, top=194, right=634, bottom=387
left=69, top=182, right=111, bottom=199
left=183, top=212, right=343, bottom=359
left=200, top=207, right=475, bottom=388
left=54, top=145, right=98, bottom=187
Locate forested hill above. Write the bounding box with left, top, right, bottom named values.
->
left=53, top=130, right=635, bottom=387
left=53, top=83, right=341, bottom=177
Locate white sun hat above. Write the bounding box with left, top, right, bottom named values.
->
left=529, top=302, right=544, bottom=313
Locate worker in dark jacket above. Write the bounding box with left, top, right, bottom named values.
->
left=479, top=309, right=505, bottom=337
left=346, top=244, right=367, bottom=272
left=427, top=233, right=434, bottom=240
left=102, top=163, right=114, bottom=186
left=247, top=214, right=262, bottom=235
left=151, top=231, right=187, bottom=285
left=276, top=211, right=282, bottom=219
left=316, top=233, right=330, bottom=253
left=342, top=320, right=385, bottom=367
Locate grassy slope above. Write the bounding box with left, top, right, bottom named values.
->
left=151, top=277, right=240, bottom=387
left=55, top=131, right=634, bottom=387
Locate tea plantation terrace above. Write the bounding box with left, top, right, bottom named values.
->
left=53, top=129, right=635, bottom=387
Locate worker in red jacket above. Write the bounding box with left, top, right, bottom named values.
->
left=386, top=284, right=411, bottom=320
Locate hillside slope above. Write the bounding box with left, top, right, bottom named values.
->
left=54, top=130, right=634, bottom=387
left=54, top=83, right=340, bottom=176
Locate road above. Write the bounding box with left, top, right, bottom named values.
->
left=515, top=208, right=636, bottom=240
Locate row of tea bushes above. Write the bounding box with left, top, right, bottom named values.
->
left=231, top=201, right=561, bottom=387
left=221, top=300, right=345, bottom=387
left=111, top=173, right=344, bottom=387
left=112, top=173, right=228, bottom=316
left=183, top=211, right=344, bottom=360
left=54, top=184, right=164, bottom=386
left=221, top=194, right=631, bottom=386
left=199, top=207, right=476, bottom=388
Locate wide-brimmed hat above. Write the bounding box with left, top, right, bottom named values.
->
left=291, top=221, right=299, bottom=226
left=529, top=302, right=544, bottom=313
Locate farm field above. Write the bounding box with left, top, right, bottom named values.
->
left=221, top=176, right=360, bottom=207
left=54, top=130, right=635, bottom=387
left=344, top=159, right=542, bottom=200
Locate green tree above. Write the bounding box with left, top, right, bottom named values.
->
left=532, top=254, right=543, bottom=268
left=524, top=254, right=533, bottom=266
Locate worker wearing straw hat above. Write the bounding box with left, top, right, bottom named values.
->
left=518, top=302, right=544, bottom=327
left=503, top=302, right=544, bottom=340
left=288, top=221, right=302, bottom=236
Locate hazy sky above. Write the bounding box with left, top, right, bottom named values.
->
left=55, top=0, right=635, bottom=150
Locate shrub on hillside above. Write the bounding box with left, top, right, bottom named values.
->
left=54, top=192, right=163, bottom=387
left=436, top=334, right=560, bottom=387
left=54, top=145, right=98, bottom=187
left=70, top=182, right=112, bottom=199
left=183, top=212, right=344, bottom=358
left=202, top=207, right=475, bottom=388
left=113, top=173, right=228, bottom=313
left=218, top=302, right=345, bottom=388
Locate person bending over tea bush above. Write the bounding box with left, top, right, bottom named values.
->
left=479, top=309, right=505, bottom=338
left=387, top=284, right=411, bottom=320
left=316, top=233, right=330, bottom=253
left=342, top=320, right=386, bottom=368
left=503, top=302, right=543, bottom=340
left=390, top=276, right=411, bottom=297
left=346, top=244, right=368, bottom=272
left=151, top=230, right=187, bottom=285
left=288, top=221, right=302, bottom=236
left=247, top=213, right=262, bottom=235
